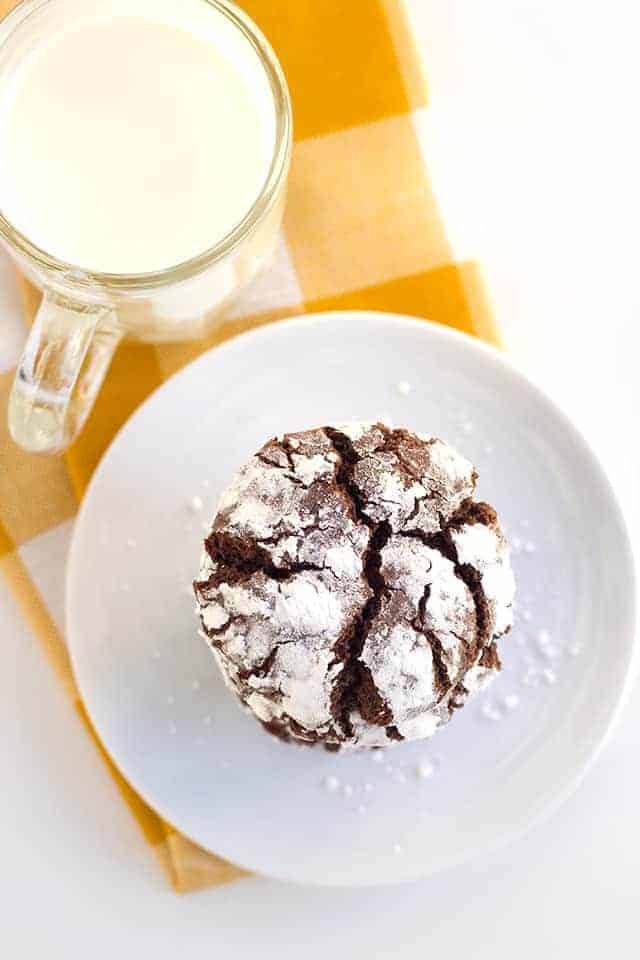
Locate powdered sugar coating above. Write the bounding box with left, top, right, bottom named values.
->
left=197, top=553, right=364, bottom=733
left=451, top=522, right=515, bottom=637
left=194, top=422, right=515, bottom=749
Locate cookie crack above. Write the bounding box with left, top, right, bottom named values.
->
left=324, top=427, right=396, bottom=737
left=236, top=639, right=297, bottom=683
left=411, top=583, right=450, bottom=700
left=256, top=443, right=306, bottom=487
left=398, top=503, right=494, bottom=672
left=324, top=427, right=373, bottom=525
left=403, top=490, right=429, bottom=527
left=203, top=530, right=325, bottom=583
left=255, top=516, right=326, bottom=549
left=279, top=437, right=300, bottom=475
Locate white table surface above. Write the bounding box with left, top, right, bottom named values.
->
left=2, top=2, right=639, bottom=956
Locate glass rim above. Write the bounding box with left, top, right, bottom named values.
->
left=0, top=0, right=292, bottom=293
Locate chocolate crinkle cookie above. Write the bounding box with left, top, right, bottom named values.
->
left=194, top=423, right=515, bottom=749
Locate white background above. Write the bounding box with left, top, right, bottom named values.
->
left=2, top=1, right=639, bottom=956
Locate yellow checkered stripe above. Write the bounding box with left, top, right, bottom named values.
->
left=0, top=0, right=498, bottom=890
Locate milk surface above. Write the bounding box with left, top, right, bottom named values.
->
left=0, top=7, right=276, bottom=274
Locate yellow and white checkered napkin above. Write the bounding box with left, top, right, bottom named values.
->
left=0, top=0, right=498, bottom=890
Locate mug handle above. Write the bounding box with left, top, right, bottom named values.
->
left=8, top=291, right=121, bottom=453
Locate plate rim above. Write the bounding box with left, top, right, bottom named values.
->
left=65, top=309, right=638, bottom=886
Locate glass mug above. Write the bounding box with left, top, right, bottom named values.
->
left=0, top=0, right=292, bottom=453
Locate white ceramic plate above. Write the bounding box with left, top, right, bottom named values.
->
left=66, top=312, right=636, bottom=886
